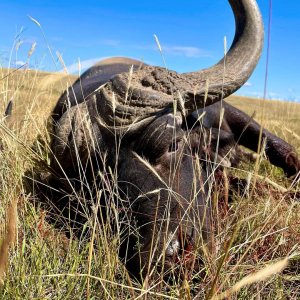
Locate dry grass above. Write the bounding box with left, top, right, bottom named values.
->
left=227, top=95, right=300, bottom=151
left=0, top=66, right=299, bottom=299
left=0, top=198, right=17, bottom=285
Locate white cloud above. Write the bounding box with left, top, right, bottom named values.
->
left=243, top=91, right=284, bottom=100
left=13, top=60, right=28, bottom=69
left=244, top=81, right=252, bottom=87
left=162, top=46, right=211, bottom=58
left=101, top=39, right=120, bottom=47
left=15, top=60, right=26, bottom=66
left=248, top=91, right=264, bottom=98
left=59, top=57, right=109, bottom=74
left=134, top=44, right=211, bottom=58
left=267, top=92, right=280, bottom=99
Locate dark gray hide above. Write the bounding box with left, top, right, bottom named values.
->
left=49, top=0, right=299, bottom=280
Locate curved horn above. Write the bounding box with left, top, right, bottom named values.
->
left=183, top=0, right=264, bottom=106
left=96, top=0, right=263, bottom=126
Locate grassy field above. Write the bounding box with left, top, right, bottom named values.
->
left=0, top=67, right=299, bottom=299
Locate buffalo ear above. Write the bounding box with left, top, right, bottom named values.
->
left=51, top=100, right=102, bottom=177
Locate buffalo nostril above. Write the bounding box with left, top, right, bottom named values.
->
left=168, top=140, right=181, bottom=153
left=165, top=231, right=194, bottom=263
left=166, top=233, right=180, bottom=257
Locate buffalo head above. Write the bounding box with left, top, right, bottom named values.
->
left=47, top=0, right=299, bottom=281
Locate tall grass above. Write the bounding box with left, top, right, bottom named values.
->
left=0, top=59, right=299, bottom=299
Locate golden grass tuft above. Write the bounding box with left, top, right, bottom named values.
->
left=216, top=258, right=289, bottom=299
left=0, top=198, right=18, bottom=285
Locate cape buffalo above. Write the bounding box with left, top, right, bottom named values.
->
left=47, top=0, right=299, bottom=280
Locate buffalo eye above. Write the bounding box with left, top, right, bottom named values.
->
left=168, top=140, right=180, bottom=153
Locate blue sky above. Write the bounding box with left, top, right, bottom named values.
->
left=1, top=0, right=299, bottom=101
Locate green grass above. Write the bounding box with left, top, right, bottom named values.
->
left=0, top=66, right=300, bottom=299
